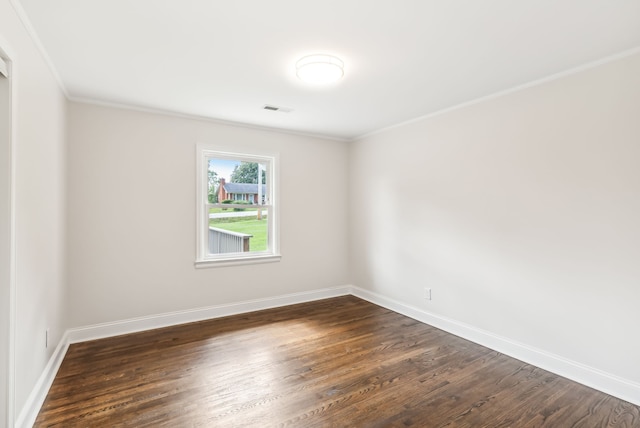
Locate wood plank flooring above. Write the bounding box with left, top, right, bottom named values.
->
left=35, top=296, right=640, bottom=427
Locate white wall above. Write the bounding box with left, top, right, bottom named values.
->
left=0, top=0, right=68, bottom=422
left=349, top=53, right=640, bottom=385
left=66, top=102, right=350, bottom=327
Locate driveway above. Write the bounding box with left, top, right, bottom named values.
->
left=209, top=210, right=267, bottom=219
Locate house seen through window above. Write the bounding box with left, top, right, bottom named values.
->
left=196, top=147, right=279, bottom=266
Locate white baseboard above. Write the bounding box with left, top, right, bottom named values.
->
left=66, top=285, right=351, bottom=344
left=350, top=285, right=640, bottom=407
left=18, top=283, right=640, bottom=427
left=15, top=331, right=70, bottom=428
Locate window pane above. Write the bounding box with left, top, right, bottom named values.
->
left=208, top=207, right=269, bottom=254
left=208, top=158, right=268, bottom=205
left=207, top=157, right=270, bottom=254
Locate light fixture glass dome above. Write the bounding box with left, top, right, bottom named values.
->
left=296, top=54, right=344, bottom=84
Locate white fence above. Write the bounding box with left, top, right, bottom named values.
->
left=208, top=227, right=253, bottom=253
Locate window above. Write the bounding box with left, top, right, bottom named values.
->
left=195, top=146, right=280, bottom=267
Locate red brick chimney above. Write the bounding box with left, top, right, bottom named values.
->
left=218, top=178, right=226, bottom=201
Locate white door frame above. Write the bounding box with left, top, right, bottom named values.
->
left=0, top=41, right=16, bottom=428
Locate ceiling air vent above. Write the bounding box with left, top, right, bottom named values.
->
left=263, top=104, right=293, bottom=113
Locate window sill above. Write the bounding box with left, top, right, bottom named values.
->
left=194, top=254, right=281, bottom=269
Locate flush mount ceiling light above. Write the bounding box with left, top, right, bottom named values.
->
left=296, top=54, right=344, bottom=85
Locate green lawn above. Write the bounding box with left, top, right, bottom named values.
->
left=210, top=218, right=268, bottom=252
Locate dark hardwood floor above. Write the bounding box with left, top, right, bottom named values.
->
left=35, top=296, right=640, bottom=427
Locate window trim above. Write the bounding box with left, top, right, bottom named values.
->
left=195, top=144, right=280, bottom=268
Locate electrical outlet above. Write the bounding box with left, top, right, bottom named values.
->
left=45, top=328, right=49, bottom=348
left=424, top=288, right=432, bottom=300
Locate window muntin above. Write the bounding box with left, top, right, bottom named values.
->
left=196, top=147, right=279, bottom=267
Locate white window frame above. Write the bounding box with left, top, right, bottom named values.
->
left=195, top=144, right=280, bottom=268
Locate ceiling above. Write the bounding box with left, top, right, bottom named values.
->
left=15, top=0, right=640, bottom=140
